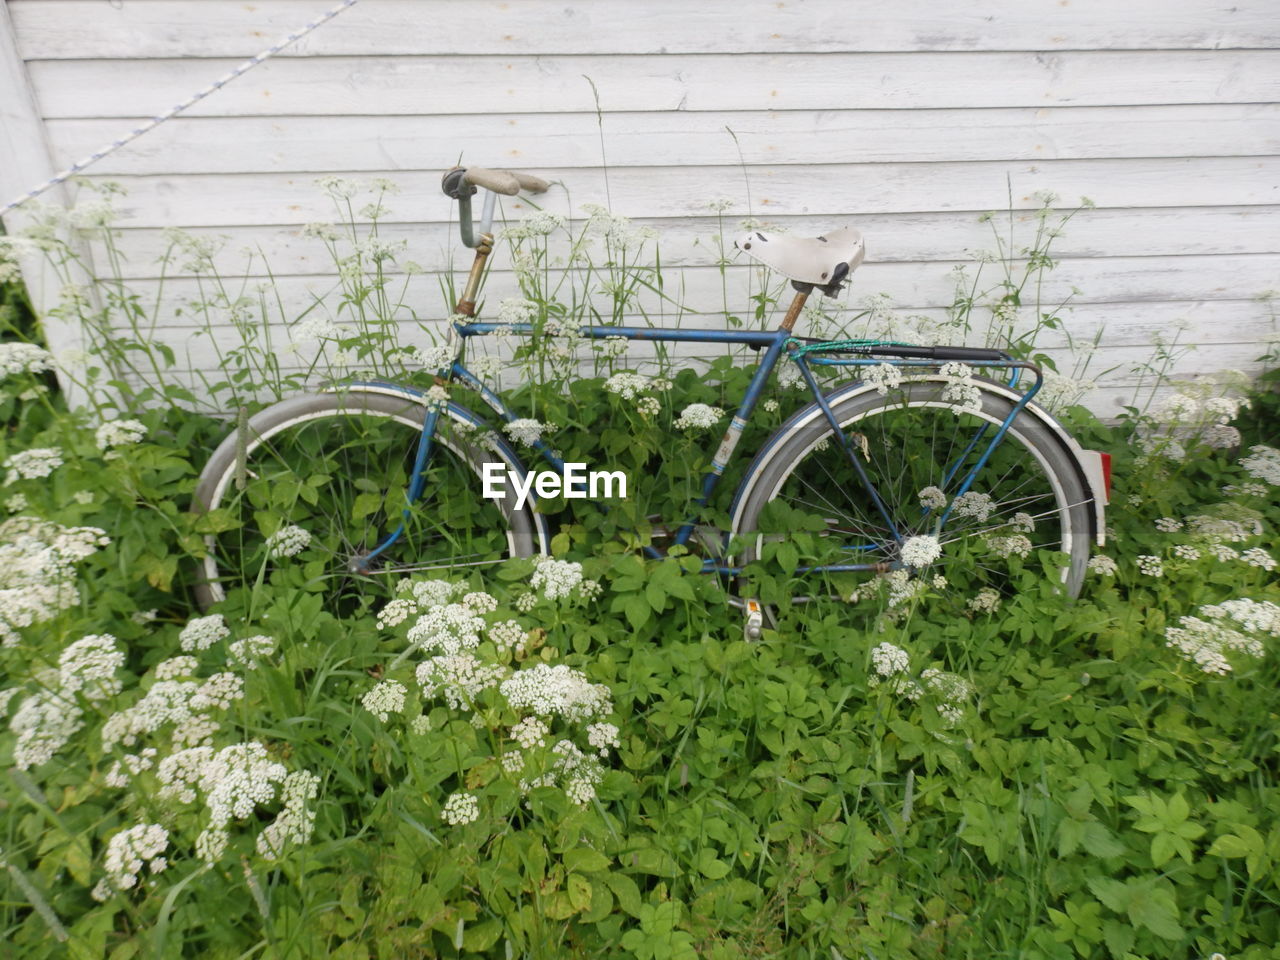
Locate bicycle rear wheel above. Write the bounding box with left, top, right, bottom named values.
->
left=731, top=379, right=1095, bottom=609
left=193, top=388, right=542, bottom=613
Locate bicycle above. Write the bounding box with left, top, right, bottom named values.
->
left=193, top=165, right=1111, bottom=628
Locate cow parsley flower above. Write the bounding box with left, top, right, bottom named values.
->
left=102, top=824, right=168, bottom=893
left=870, top=642, right=910, bottom=677
left=504, top=418, right=548, bottom=447
left=899, top=536, right=941, bottom=567
left=511, top=716, right=550, bottom=749
left=58, top=634, right=124, bottom=701
left=674, top=403, right=724, bottom=430
left=10, top=689, right=82, bottom=769
left=362, top=679, right=407, bottom=722
left=531, top=557, right=584, bottom=600
left=1155, top=517, right=1183, bottom=533
left=406, top=602, right=487, bottom=655
left=968, top=587, right=1002, bottom=613
left=94, top=419, right=146, bottom=451
left=1241, top=547, right=1276, bottom=570
left=1136, top=555, right=1164, bottom=577
left=266, top=525, right=311, bottom=558
left=952, top=491, right=994, bottom=521
left=940, top=362, right=982, bottom=414
left=985, top=534, right=1032, bottom=559
left=604, top=372, right=652, bottom=399
left=500, top=663, right=612, bottom=722
left=0, top=342, right=54, bottom=378
left=441, top=791, right=480, bottom=826
left=918, top=486, right=947, bottom=510
left=156, top=747, right=214, bottom=804
left=1240, top=445, right=1280, bottom=486
left=488, top=619, right=527, bottom=652
left=4, top=448, right=63, bottom=483
left=864, top=362, right=904, bottom=396
left=496, top=298, right=538, bottom=325
left=256, top=770, right=320, bottom=860
left=179, top=614, right=230, bottom=651
left=200, top=742, right=288, bottom=827
left=228, top=635, right=275, bottom=669
left=586, top=721, right=620, bottom=758
left=154, top=656, right=199, bottom=680
left=416, top=654, right=508, bottom=710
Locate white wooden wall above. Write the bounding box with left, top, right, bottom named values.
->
left=2, top=0, right=1277, bottom=413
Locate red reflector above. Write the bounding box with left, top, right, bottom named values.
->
left=1100, top=452, right=1112, bottom=498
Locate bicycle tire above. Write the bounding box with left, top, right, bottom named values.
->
left=731, top=378, right=1095, bottom=609
left=193, top=388, right=544, bottom=612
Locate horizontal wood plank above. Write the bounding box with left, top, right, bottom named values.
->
left=12, top=0, right=1277, bottom=58
left=29, top=50, right=1280, bottom=119
left=73, top=159, right=1280, bottom=229
left=44, top=104, right=1280, bottom=176
left=85, top=206, right=1280, bottom=282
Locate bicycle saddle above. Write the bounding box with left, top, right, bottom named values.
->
left=735, top=227, right=865, bottom=297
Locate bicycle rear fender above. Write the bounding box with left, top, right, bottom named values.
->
left=733, top=376, right=1107, bottom=546
left=328, top=381, right=552, bottom=555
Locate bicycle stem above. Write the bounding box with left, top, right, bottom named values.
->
left=454, top=235, right=493, bottom=317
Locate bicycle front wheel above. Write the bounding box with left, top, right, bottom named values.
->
left=731, top=379, right=1095, bottom=608
left=193, top=389, right=542, bottom=612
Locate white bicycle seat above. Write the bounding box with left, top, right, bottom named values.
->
left=735, top=227, right=865, bottom=295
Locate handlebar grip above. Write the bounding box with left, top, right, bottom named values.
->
left=867, top=344, right=1011, bottom=362
left=510, top=172, right=551, bottom=194
left=462, top=167, right=521, bottom=196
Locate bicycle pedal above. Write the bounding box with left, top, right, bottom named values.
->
left=743, top=599, right=764, bottom=642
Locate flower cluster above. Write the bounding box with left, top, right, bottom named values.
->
left=92, top=824, right=168, bottom=900
left=674, top=403, right=724, bottom=430
left=265, top=524, right=311, bottom=558
left=939, top=362, right=982, bottom=414
left=1165, top=599, right=1279, bottom=675
left=899, top=535, right=942, bottom=567
left=4, top=447, right=64, bottom=483
left=94, top=418, right=147, bottom=451
left=369, top=572, right=623, bottom=819
left=1240, top=445, right=1280, bottom=486
left=0, top=518, right=110, bottom=647
left=0, top=342, right=54, bottom=378
left=504, top=418, right=549, bottom=447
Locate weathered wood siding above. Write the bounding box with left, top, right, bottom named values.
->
left=2, top=0, right=1277, bottom=413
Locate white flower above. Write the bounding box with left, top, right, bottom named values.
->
left=1136, top=555, right=1164, bottom=577
left=190, top=672, right=245, bottom=712
left=968, top=587, right=1002, bottom=613
left=531, top=557, right=583, bottom=600
left=899, top=535, right=941, bottom=567
left=504, top=418, right=548, bottom=447
left=495, top=298, right=538, bottom=325
left=917, top=486, right=947, bottom=510
left=195, top=827, right=229, bottom=865
left=604, top=372, right=651, bottom=400
left=674, top=403, right=724, bottom=430
left=951, top=491, right=994, bottom=521
left=637, top=396, right=661, bottom=418
left=763, top=399, right=780, bottom=413
left=228, top=635, right=275, bottom=669
left=462, top=591, right=498, bottom=613
left=154, top=656, right=198, bottom=680
left=940, top=362, right=981, bottom=414
left=441, top=791, right=480, bottom=826
left=103, top=824, right=168, bottom=892
left=266, top=524, right=311, bottom=559
left=362, top=679, right=407, bottom=722
left=0, top=343, right=54, bottom=378
left=179, top=614, right=230, bottom=651
left=1240, top=445, right=1280, bottom=486
left=58, top=634, right=124, bottom=701
left=864, top=362, right=904, bottom=396
left=511, top=716, right=550, bottom=749
left=4, top=448, right=63, bottom=483
left=376, top=597, right=417, bottom=629
left=256, top=770, right=320, bottom=860
left=1173, top=544, right=1201, bottom=561
left=985, top=534, right=1032, bottom=559
left=406, top=602, right=487, bottom=655
left=488, top=619, right=527, bottom=652
left=10, top=689, right=82, bottom=769
left=1241, top=547, right=1276, bottom=570
left=870, top=642, right=910, bottom=677
left=1155, top=517, right=1183, bottom=532
left=199, top=742, right=288, bottom=827
left=499, top=663, right=612, bottom=722
left=416, top=654, right=509, bottom=710
left=94, top=419, right=146, bottom=451
left=1203, top=424, right=1241, bottom=449
left=586, top=721, right=620, bottom=758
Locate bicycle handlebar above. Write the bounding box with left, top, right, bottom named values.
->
left=441, top=166, right=551, bottom=199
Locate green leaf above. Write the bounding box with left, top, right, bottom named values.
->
left=567, top=873, right=594, bottom=913
left=1081, top=822, right=1128, bottom=859
left=624, top=594, right=651, bottom=630
left=351, top=492, right=381, bottom=522
left=563, top=848, right=611, bottom=873
left=1207, top=833, right=1251, bottom=858
left=604, top=872, right=643, bottom=918
left=1127, top=886, right=1183, bottom=941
